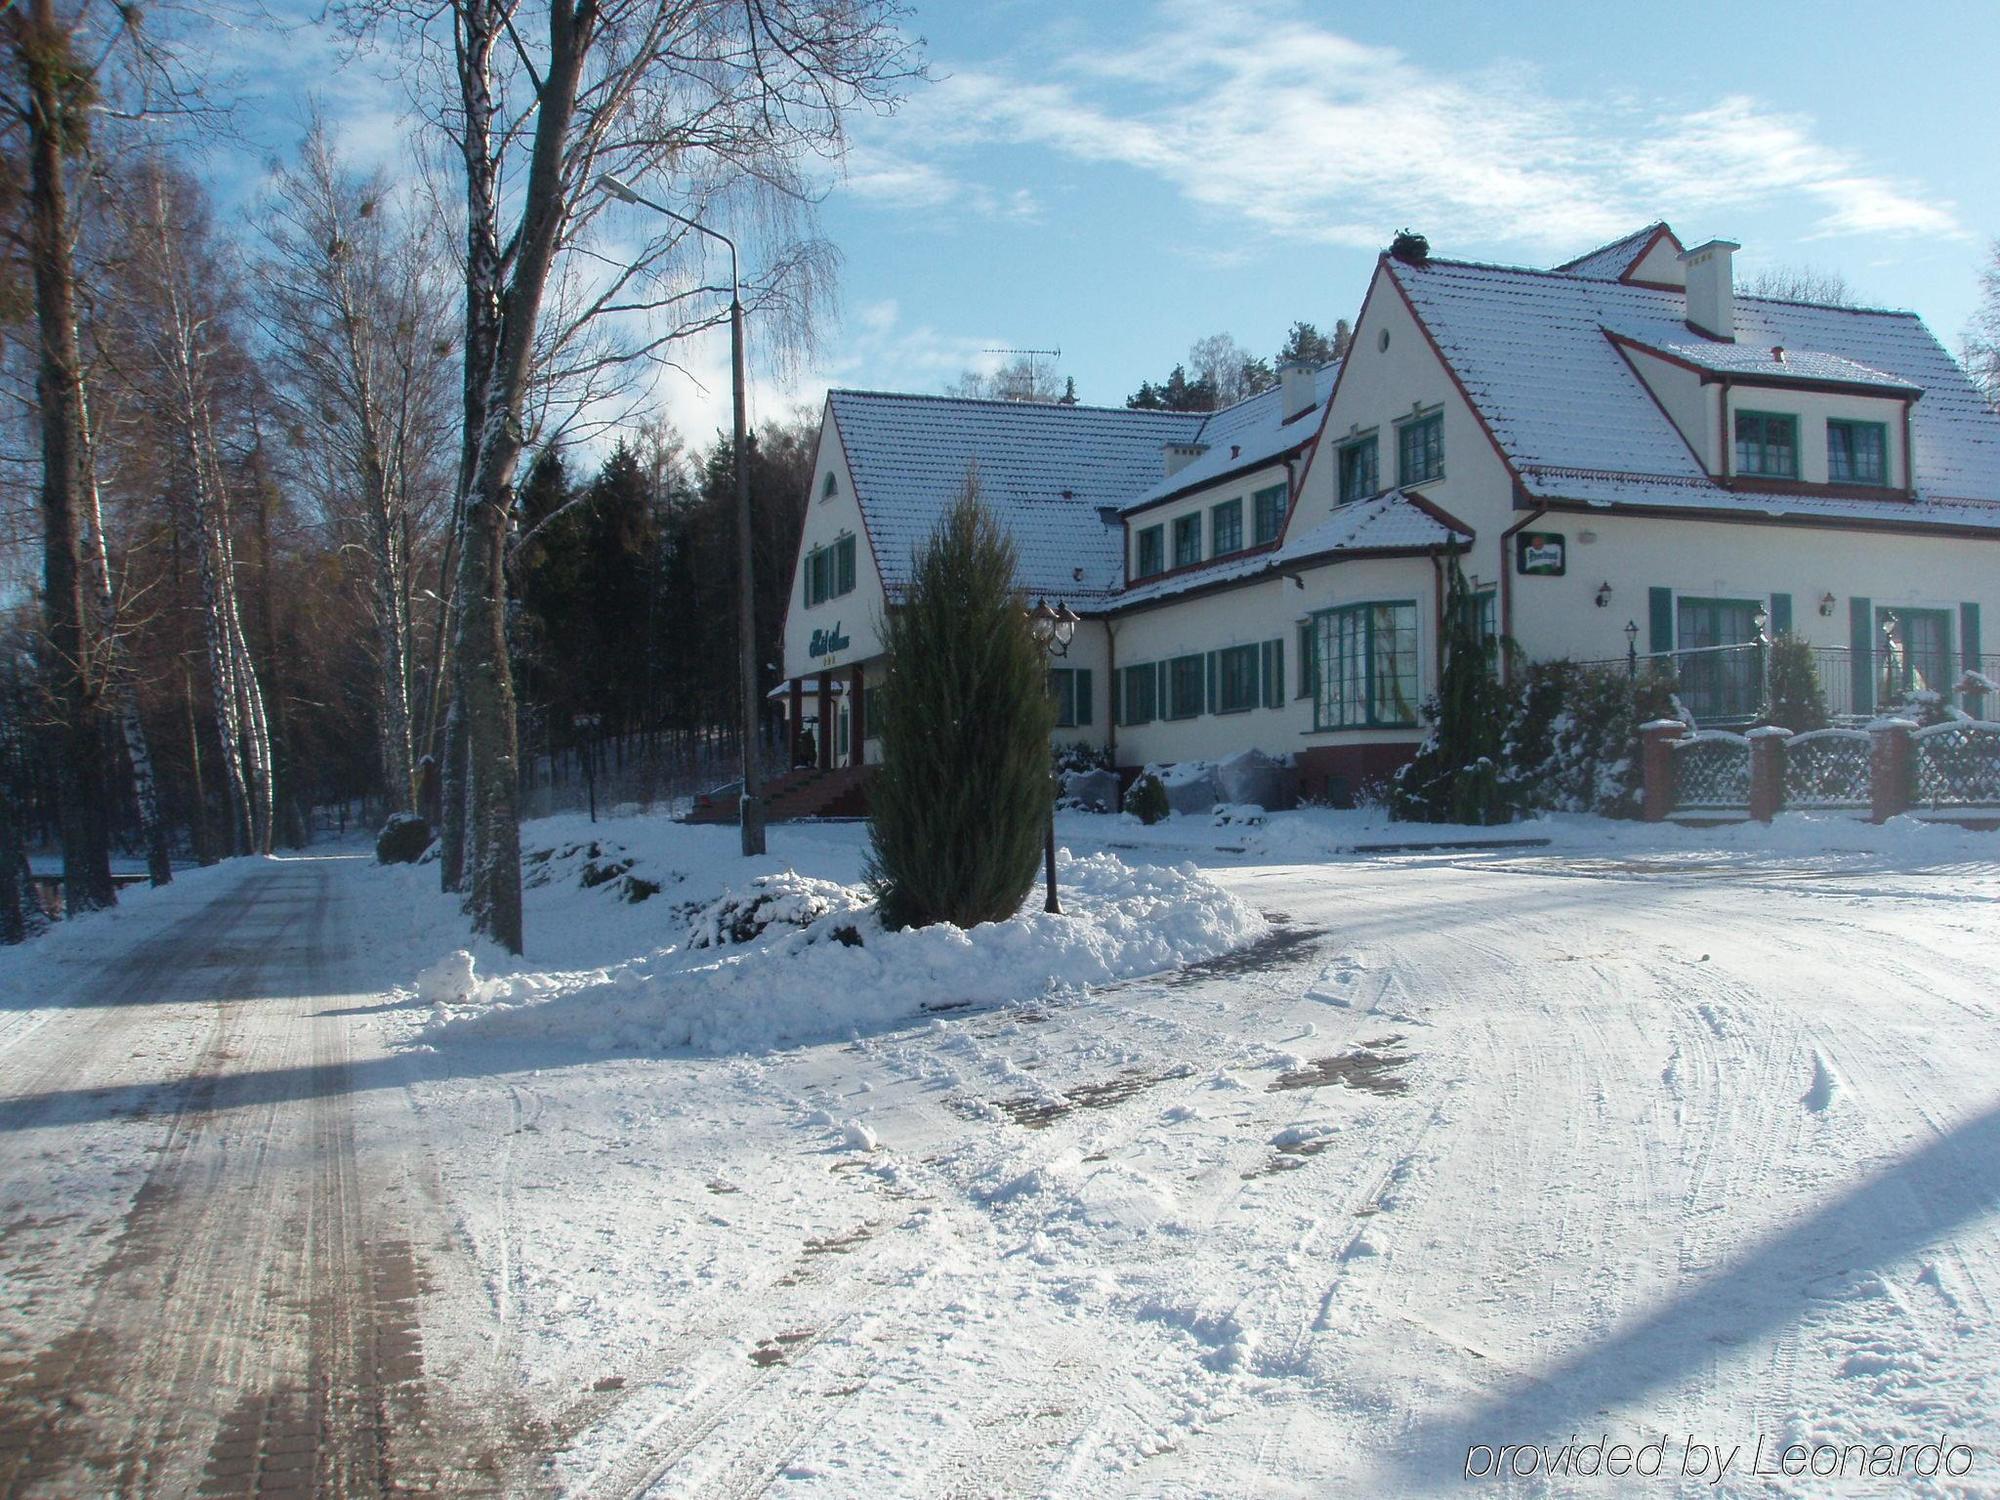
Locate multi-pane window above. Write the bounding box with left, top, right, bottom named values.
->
left=1122, top=663, right=1156, bottom=725
left=1338, top=435, right=1378, bottom=503
left=1252, top=483, right=1288, bottom=545
left=1211, top=498, right=1244, bottom=556
left=1047, top=668, right=1091, bottom=728
left=803, top=534, right=857, bottom=606
left=1172, top=513, right=1202, bottom=568
left=1167, top=654, right=1205, bottom=719
left=1460, top=587, right=1498, bottom=650
left=1396, top=413, right=1444, bottom=486
left=1312, top=602, right=1419, bottom=729
left=1216, top=644, right=1260, bottom=713
left=1879, top=607, right=1953, bottom=696
left=1734, top=411, right=1798, bottom=478
left=1135, top=525, right=1165, bottom=579
left=1827, top=420, right=1888, bottom=485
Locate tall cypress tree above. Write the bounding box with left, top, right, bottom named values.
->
left=1392, top=547, right=1510, bottom=824
left=867, top=475, right=1055, bottom=929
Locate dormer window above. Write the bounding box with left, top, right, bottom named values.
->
left=1734, top=411, right=1797, bottom=479
left=1827, top=420, right=1888, bottom=486
left=1172, top=513, right=1202, bottom=568
left=1211, top=498, right=1244, bottom=556
left=1135, top=524, right=1164, bottom=579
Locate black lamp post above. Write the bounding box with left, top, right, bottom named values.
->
left=573, top=712, right=602, bottom=823
left=1624, top=618, right=1639, bottom=678
left=598, top=172, right=764, bottom=856
left=1027, top=597, right=1080, bottom=915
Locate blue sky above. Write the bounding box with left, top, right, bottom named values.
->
left=235, top=0, right=1999, bottom=443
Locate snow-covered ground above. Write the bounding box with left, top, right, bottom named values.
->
left=6, top=807, right=2000, bottom=1495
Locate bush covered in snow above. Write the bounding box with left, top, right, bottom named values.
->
left=682, top=871, right=866, bottom=949
left=376, top=813, right=432, bottom=865
left=1123, top=772, right=1169, bottom=825
left=1758, top=633, right=1830, bottom=733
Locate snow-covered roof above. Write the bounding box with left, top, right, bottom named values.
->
left=1116, top=490, right=1467, bottom=608
left=1621, top=335, right=1919, bottom=394
left=827, top=390, right=1204, bottom=604
left=1551, top=222, right=1672, bottom=281
left=1119, top=362, right=1341, bottom=514
left=1389, top=248, right=2000, bottom=519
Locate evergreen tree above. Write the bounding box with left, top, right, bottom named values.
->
left=1392, top=548, right=1510, bottom=824
left=867, top=475, right=1055, bottom=929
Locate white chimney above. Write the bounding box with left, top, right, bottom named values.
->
left=1679, top=238, right=1740, bottom=341
left=1162, top=441, right=1208, bottom=478
left=1278, top=357, right=1316, bottom=421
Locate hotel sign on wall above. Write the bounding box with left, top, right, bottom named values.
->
left=1515, top=531, right=1567, bottom=576
left=809, top=622, right=851, bottom=659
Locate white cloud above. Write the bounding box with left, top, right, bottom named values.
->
left=861, top=0, right=1961, bottom=253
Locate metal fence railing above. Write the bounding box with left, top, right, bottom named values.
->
left=1570, top=644, right=2000, bottom=728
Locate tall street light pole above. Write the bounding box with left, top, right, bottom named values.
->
left=598, top=173, right=765, bottom=856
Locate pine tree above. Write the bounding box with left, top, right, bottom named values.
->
left=867, top=475, right=1056, bottom=929
left=1392, top=548, right=1510, bottom=824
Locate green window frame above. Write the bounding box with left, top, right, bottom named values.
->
left=1877, top=606, right=1953, bottom=698
left=1252, top=483, right=1288, bottom=546
left=1172, top=513, right=1202, bottom=568
left=1211, top=498, right=1244, bottom=556
left=1338, top=434, right=1378, bottom=504
left=1734, top=410, right=1798, bottom=478
left=835, top=534, right=855, bottom=596
left=1259, top=637, right=1286, bottom=708
left=821, top=470, right=838, bottom=499
left=804, top=546, right=826, bottom=607
left=1167, top=654, right=1205, bottom=719
left=1122, top=663, right=1156, bottom=725
left=1047, top=667, right=1092, bottom=728
left=1312, top=602, right=1420, bottom=730
left=1216, top=644, right=1260, bottom=713
left=1295, top=620, right=1316, bottom=698
left=1460, top=586, right=1498, bottom=649
left=1396, top=412, right=1443, bottom=486
left=1135, top=525, right=1164, bottom=579
left=1827, top=419, right=1888, bottom=486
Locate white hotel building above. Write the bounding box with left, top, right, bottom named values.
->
left=778, top=223, right=2000, bottom=805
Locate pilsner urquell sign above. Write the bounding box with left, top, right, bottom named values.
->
left=809, top=622, right=850, bottom=658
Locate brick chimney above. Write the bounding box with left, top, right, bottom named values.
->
left=1679, top=238, right=1740, bottom=341
left=1278, top=357, right=1316, bottom=422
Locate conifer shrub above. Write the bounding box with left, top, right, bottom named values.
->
left=1392, top=550, right=1509, bottom=824
left=1759, top=634, right=1829, bottom=732
left=1123, top=772, right=1170, bottom=825
left=866, top=478, right=1056, bottom=930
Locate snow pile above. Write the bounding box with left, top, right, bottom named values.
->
left=413, top=949, right=512, bottom=1008
left=681, top=870, right=864, bottom=949
left=421, top=850, right=1267, bottom=1054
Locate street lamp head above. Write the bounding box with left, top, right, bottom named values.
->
left=1624, top=619, right=1639, bottom=644
left=1028, top=598, right=1058, bottom=648
left=1053, top=602, right=1080, bottom=650
left=597, top=172, right=642, bottom=205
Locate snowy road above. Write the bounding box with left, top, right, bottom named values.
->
left=0, top=857, right=534, bottom=1496
left=4, top=823, right=1999, bottom=1497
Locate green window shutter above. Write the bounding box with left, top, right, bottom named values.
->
left=1849, top=596, right=1874, bottom=714
left=1157, top=660, right=1168, bottom=712
left=1963, top=603, right=1984, bottom=714
left=1075, top=669, right=1092, bottom=725
left=1648, top=587, right=1674, bottom=655
left=1265, top=637, right=1284, bottom=708
left=1770, top=592, right=1792, bottom=637
left=1204, top=651, right=1217, bottom=715
left=1296, top=621, right=1314, bottom=697
left=1110, top=668, right=1121, bottom=727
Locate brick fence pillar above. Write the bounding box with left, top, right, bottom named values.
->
left=1639, top=720, right=1686, bottom=823
left=1747, top=726, right=1788, bottom=824
left=1869, top=718, right=1916, bottom=824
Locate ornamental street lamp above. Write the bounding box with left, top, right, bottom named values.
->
left=1624, top=618, right=1639, bottom=679
left=1027, top=598, right=1080, bottom=914
left=598, top=172, right=765, bottom=856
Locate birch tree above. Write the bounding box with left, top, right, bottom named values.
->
left=347, top=0, right=920, bottom=953
left=256, top=120, right=455, bottom=816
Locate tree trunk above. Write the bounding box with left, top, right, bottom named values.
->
left=20, top=0, right=115, bottom=913
left=451, top=467, right=522, bottom=951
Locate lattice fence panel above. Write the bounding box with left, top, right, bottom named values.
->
left=1913, top=722, right=2000, bottom=808
left=1783, top=729, right=1872, bottom=809
left=1672, top=733, right=1751, bottom=809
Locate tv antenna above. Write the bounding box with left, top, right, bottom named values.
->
left=983, top=346, right=1061, bottom=358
